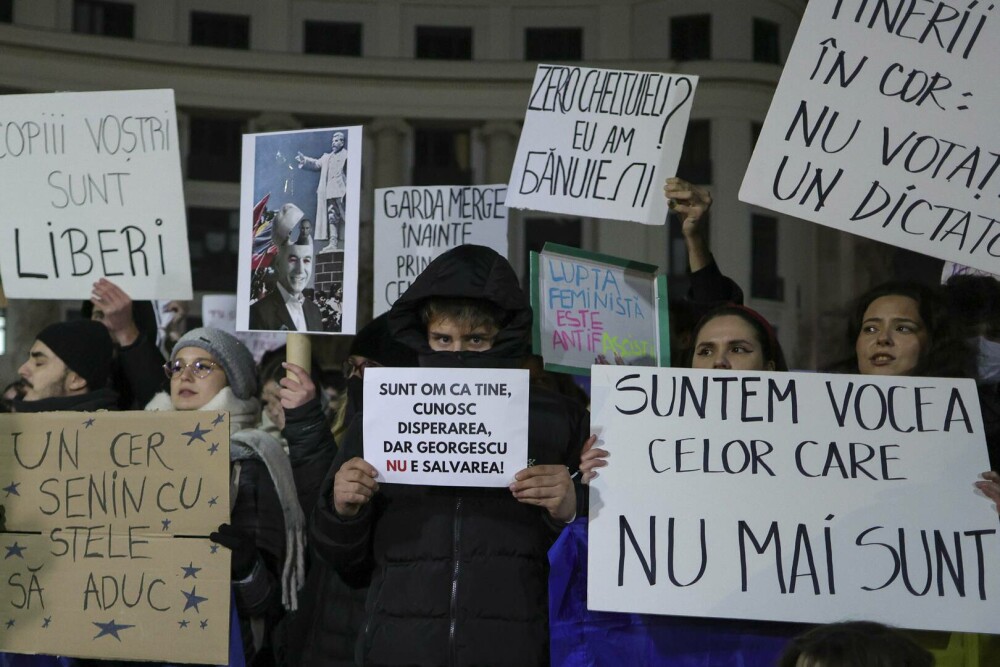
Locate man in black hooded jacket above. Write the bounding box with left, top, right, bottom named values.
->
left=311, top=245, right=590, bottom=666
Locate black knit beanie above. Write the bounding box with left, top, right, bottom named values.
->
left=36, top=320, right=114, bottom=391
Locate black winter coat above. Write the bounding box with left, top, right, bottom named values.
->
left=280, top=397, right=369, bottom=667
left=311, top=245, right=589, bottom=666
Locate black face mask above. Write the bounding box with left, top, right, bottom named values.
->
left=345, top=375, right=364, bottom=419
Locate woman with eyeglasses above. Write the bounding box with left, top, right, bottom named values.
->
left=146, top=327, right=305, bottom=666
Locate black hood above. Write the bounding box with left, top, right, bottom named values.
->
left=387, top=245, right=532, bottom=368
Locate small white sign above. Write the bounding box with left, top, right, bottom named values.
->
left=588, top=366, right=1000, bottom=634
left=363, top=367, right=530, bottom=487
left=0, top=89, right=192, bottom=299
left=374, top=185, right=509, bottom=316
left=202, top=294, right=285, bottom=363
left=740, top=2, right=1000, bottom=274
left=506, top=64, right=697, bottom=225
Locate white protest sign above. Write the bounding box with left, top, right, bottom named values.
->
left=374, top=185, right=509, bottom=316
left=588, top=366, right=1000, bottom=634
left=0, top=89, right=191, bottom=300
left=506, top=65, right=697, bottom=225
left=202, top=294, right=285, bottom=363
left=531, top=244, right=669, bottom=375
left=740, top=2, right=1000, bottom=274
left=363, top=367, right=529, bottom=487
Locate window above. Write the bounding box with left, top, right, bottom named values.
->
left=524, top=217, right=582, bottom=278
left=670, top=15, right=711, bottom=61
left=191, top=11, right=250, bottom=49
left=412, top=128, right=472, bottom=185
left=304, top=20, right=362, bottom=56
left=677, top=119, right=712, bottom=185
left=187, top=116, right=245, bottom=182
left=751, top=214, right=783, bottom=300
left=525, top=28, right=582, bottom=61
left=415, top=26, right=472, bottom=60
left=187, top=208, right=240, bottom=291
left=73, top=0, right=134, bottom=38
left=753, top=18, right=781, bottom=64
left=0, top=0, right=13, bottom=24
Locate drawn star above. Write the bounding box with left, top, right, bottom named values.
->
left=178, top=619, right=189, bottom=629
left=181, top=562, right=201, bottom=579
left=42, top=617, right=51, bottom=629
left=83, top=417, right=95, bottom=428
left=212, top=413, right=225, bottom=426
left=92, top=619, right=135, bottom=641
left=209, top=544, right=219, bottom=555
left=181, top=586, right=208, bottom=613
left=208, top=442, right=219, bottom=455
left=181, top=423, right=210, bottom=446
left=200, top=620, right=209, bottom=630
left=5, top=619, right=13, bottom=629
left=161, top=518, right=171, bottom=531
left=5, top=542, right=27, bottom=559
left=207, top=496, right=218, bottom=507
left=2, top=481, right=19, bottom=497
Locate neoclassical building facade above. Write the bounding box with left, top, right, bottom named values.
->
left=0, top=0, right=898, bottom=376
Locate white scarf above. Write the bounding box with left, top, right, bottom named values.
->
left=146, top=387, right=306, bottom=610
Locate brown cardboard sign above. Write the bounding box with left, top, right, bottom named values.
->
left=0, top=411, right=231, bottom=664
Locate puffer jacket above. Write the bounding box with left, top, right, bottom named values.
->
left=311, top=245, right=588, bottom=667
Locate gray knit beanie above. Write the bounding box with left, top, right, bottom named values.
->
left=172, top=327, right=258, bottom=399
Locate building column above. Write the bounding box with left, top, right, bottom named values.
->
left=369, top=117, right=410, bottom=188
left=481, top=121, right=523, bottom=271
left=353, top=118, right=409, bottom=325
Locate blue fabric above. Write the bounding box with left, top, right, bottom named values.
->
left=549, top=519, right=801, bottom=667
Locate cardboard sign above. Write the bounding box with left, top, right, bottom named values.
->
left=588, top=366, right=1000, bottom=634
left=363, top=368, right=529, bottom=487
left=202, top=294, right=285, bottom=363
left=236, top=127, right=363, bottom=335
left=373, top=185, right=509, bottom=316
left=0, top=89, right=192, bottom=300
left=506, top=65, right=698, bottom=225
left=740, top=2, right=1000, bottom=274
left=0, top=411, right=231, bottom=663
left=531, top=244, right=669, bottom=375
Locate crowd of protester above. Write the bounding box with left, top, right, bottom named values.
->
left=1, top=177, right=998, bottom=666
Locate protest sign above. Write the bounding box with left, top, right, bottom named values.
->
left=940, top=261, right=1000, bottom=284
left=588, top=366, right=1000, bottom=634
left=363, top=368, right=529, bottom=487
left=506, top=65, right=698, bottom=225
left=236, top=126, right=362, bottom=335
left=202, top=294, right=285, bottom=363
left=373, top=185, right=509, bottom=316
left=0, top=411, right=231, bottom=663
left=740, top=2, right=1000, bottom=274
left=531, top=244, right=669, bottom=375
left=0, top=89, right=192, bottom=300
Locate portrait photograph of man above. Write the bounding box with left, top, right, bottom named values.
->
left=236, top=127, right=361, bottom=335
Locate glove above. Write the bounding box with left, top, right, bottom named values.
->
left=209, top=523, right=258, bottom=580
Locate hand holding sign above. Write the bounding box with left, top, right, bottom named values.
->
left=510, top=465, right=576, bottom=522
left=91, top=278, right=140, bottom=346
left=578, top=434, right=607, bottom=484
left=278, top=361, right=316, bottom=410
left=333, top=457, right=380, bottom=517
left=977, top=470, right=1000, bottom=515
